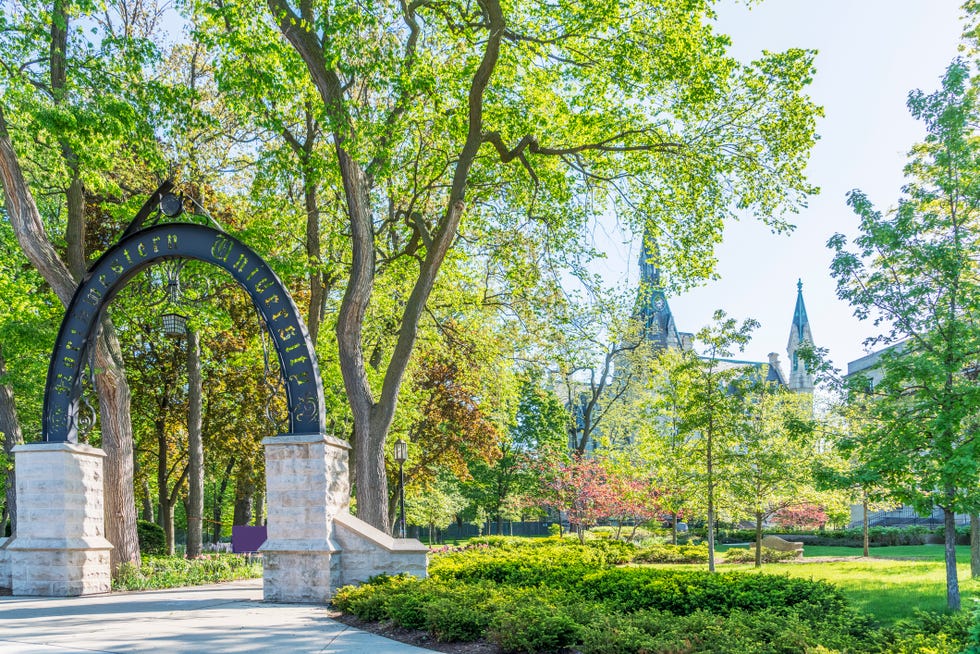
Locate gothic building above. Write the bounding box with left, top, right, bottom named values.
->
left=566, top=237, right=817, bottom=454
left=633, top=235, right=816, bottom=393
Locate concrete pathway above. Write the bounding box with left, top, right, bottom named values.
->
left=0, top=579, right=435, bottom=653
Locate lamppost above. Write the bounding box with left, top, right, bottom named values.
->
left=394, top=438, right=408, bottom=538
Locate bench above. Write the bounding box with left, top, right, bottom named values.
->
left=761, top=535, right=804, bottom=557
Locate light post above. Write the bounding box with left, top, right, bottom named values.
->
left=394, top=438, right=408, bottom=538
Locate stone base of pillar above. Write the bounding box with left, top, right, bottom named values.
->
left=9, top=443, right=113, bottom=597
left=261, top=434, right=350, bottom=603
left=9, top=538, right=112, bottom=596
left=261, top=433, right=429, bottom=602
left=261, top=544, right=341, bottom=603
left=0, top=538, right=10, bottom=589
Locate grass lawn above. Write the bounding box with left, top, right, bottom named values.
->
left=711, top=544, right=980, bottom=624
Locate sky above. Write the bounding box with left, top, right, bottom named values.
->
left=597, top=0, right=965, bottom=376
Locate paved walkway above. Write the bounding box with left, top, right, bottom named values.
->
left=0, top=579, right=434, bottom=653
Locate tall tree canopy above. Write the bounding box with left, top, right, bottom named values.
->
left=199, top=0, right=821, bottom=531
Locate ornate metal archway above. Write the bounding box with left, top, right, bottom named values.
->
left=42, top=218, right=325, bottom=442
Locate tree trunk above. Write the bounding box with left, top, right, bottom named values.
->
left=155, top=416, right=172, bottom=553
left=971, top=514, right=980, bottom=578
left=94, top=325, right=141, bottom=570
left=0, top=346, right=24, bottom=537
left=755, top=510, right=763, bottom=568
left=141, top=479, right=154, bottom=523
left=0, top=106, right=140, bottom=573
left=304, top=177, right=324, bottom=345
left=253, top=491, right=265, bottom=526
left=943, top=504, right=961, bottom=611
left=212, top=459, right=235, bottom=544
left=185, top=330, right=203, bottom=558
left=707, top=430, right=716, bottom=573
left=862, top=496, right=870, bottom=557
left=272, top=0, right=503, bottom=533
left=233, top=478, right=255, bottom=526
left=161, top=500, right=175, bottom=556
left=671, top=512, right=678, bottom=545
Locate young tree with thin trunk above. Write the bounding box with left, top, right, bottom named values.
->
left=646, top=312, right=757, bottom=571
left=828, top=60, right=980, bottom=611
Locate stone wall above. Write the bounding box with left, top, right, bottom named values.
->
left=333, top=512, right=428, bottom=586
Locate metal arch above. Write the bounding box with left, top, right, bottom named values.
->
left=42, top=222, right=326, bottom=442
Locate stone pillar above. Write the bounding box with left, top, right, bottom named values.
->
left=261, top=433, right=350, bottom=603
left=8, top=443, right=113, bottom=596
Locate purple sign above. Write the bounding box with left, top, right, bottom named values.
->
left=232, top=525, right=267, bottom=553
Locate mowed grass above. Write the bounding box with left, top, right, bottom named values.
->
left=708, top=544, right=980, bottom=624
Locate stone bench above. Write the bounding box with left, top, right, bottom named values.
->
left=761, top=535, right=804, bottom=557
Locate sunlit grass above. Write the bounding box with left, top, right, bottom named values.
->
left=677, top=544, right=980, bottom=624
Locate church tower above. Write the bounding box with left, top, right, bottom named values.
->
left=787, top=279, right=815, bottom=393
left=634, top=230, right=685, bottom=351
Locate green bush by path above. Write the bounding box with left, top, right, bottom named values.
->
left=113, top=554, right=262, bottom=591
left=136, top=520, right=165, bottom=555
left=333, top=538, right=975, bottom=652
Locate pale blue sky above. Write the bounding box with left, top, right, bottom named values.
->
left=600, top=0, right=965, bottom=376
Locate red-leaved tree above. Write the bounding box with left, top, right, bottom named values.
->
left=535, top=455, right=617, bottom=542
left=771, top=504, right=828, bottom=530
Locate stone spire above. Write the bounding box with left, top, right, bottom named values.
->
left=787, top=279, right=815, bottom=393
left=634, top=230, right=682, bottom=351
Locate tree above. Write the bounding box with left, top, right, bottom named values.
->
left=730, top=383, right=821, bottom=567
left=405, top=476, right=467, bottom=544
left=635, top=348, right=700, bottom=545
left=465, top=376, right=569, bottom=534
left=0, top=0, right=173, bottom=570
left=648, top=311, right=758, bottom=571
left=827, top=60, right=980, bottom=610
left=201, top=0, right=820, bottom=532
left=534, top=454, right=616, bottom=543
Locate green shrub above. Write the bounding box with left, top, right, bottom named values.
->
left=137, top=520, right=166, bottom=555
left=385, top=587, right=431, bottom=630
left=583, top=538, right=637, bottom=564
left=489, top=598, right=581, bottom=653
left=430, top=541, right=607, bottom=587
left=715, top=526, right=933, bottom=547
left=579, top=568, right=849, bottom=618
left=578, top=612, right=661, bottom=654
left=329, top=537, right=903, bottom=653
left=880, top=609, right=971, bottom=654
left=112, top=554, right=260, bottom=590
left=425, top=595, right=493, bottom=642
left=722, top=547, right=800, bottom=564
left=633, top=543, right=710, bottom=564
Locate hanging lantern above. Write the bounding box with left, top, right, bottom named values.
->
left=161, top=312, right=188, bottom=337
